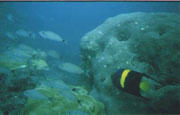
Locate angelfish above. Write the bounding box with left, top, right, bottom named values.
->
left=39, top=31, right=66, bottom=43
left=111, top=69, right=161, bottom=100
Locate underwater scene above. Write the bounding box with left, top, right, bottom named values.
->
left=0, top=2, right=180, bottom=115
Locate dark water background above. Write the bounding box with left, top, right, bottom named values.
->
left=2, top=2, right=180, bottom=64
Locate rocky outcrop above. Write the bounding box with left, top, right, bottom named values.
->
left=80, top=12, right=180, bottom=114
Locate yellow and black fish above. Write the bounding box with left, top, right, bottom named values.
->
left=111, top=69, right=160, bottom=99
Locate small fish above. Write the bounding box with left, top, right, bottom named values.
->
left=5, top=32, right=15, bottom=40
left=39, top=31, right=66, bottom=43
left=7, top=14, right=14, bottom=22
left=11, top=64, right=27, bottom=71
left=58, top=62, right=84, bottom=74
left=19, top=65, right=27, bottom=68
left=111, top=69, right=161, bottom=100
left=16, top=29, right=30, bottom=38
left=47, top=50, right=61, bottom=59
left=24, top=89, right=48, bottom=100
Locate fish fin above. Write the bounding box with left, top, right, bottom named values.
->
left=140, top=81, right=150, bottom=92
left=139, top=95, right=150, bottom=101
left=143, top=73, right=162, bottom=85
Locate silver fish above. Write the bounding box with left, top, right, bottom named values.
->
left=39, top=31, right=66, bottom=43
left=24, top=89, right=48, bottom=100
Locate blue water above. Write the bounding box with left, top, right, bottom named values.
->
left=2, top=2, right=180, bottom=64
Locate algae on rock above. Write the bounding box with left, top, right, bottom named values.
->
left=24, top=85, right=105, bottom=115
left=151, top=85, right=180, bottom=114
